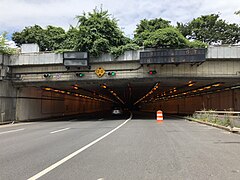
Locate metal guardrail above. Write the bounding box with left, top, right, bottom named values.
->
left=194, top=111, right=240, bottom=128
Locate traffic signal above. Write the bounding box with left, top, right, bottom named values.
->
left=43, top=73, right=52, bottom=78
left=76, top=73, right=85, bottom=77
left=108, top=72, right=116, bottom=76
left=148, top=70, right=157, bottom=75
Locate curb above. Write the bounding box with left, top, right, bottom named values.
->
left=0, top=121, right=16, bottom=126
left=185, top=117, right=240, bottom=135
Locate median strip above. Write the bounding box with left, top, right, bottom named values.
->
left=50, top=128, right=70, bottom=134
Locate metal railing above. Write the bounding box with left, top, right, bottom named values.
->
left=194, top=110, right=240, bottom=128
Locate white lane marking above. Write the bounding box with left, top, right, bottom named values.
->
left=98, top=118, right=104, bottom=121
left=0, top=123, right=34, bottom=129
left=28, top=113, right=132, bottom=180
left=0, top=128, right=25, bottom=135
left=50, top=128, right=70, bottom=134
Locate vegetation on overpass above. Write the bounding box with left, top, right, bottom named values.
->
left=9, top=7, right=240, bottom=57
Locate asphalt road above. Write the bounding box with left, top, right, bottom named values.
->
left=0, top=112, right=240, bottom=180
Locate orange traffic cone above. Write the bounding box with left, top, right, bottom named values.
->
left=156, top=110, right=163, bottom=122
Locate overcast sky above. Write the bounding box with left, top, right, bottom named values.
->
left=0, top=0, right=239, bottom=39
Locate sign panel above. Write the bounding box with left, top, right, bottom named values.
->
left=140, top=48, right=206, bottom=64
left=95, top=67, right=105, bottom=78
left=63, top=52, right=89, bottom=67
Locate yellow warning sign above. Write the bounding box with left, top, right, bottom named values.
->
left=95, top=67, right=105, bottom=78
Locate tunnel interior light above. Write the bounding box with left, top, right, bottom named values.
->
left=44, top=87, right=52, bottom=91
left=187, top=81, right=195, bottom=87
left=134, top=82, right=160, bottom=105
left=41, top=87, right=113, bottom=102
left=231, top=85, right=240, bottom=89
left=100, top=84, right=124, bottom=104
left=148, top=82, right=225, bottom=102
left=212, top=83, right=221, bottom=87
left=101, top=84, right=107, bottom=89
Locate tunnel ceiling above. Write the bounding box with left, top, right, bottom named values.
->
left=24, top=77, right=240, bottom=108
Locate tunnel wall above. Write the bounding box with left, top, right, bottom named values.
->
left=141, top=89, right=240, bottom=114
left=15, top=87, right=112, bottom=121
left=0, top=81, right=17, bottom=123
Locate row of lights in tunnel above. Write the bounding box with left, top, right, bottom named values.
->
left=42, top=86, right=116, bottom=103
left=155, top=84, right=240, bottom=101
left=100, top=84, right=125, bottom=105
left=146, top=82, right=223, bottom=103
left=133, top=82, right=160, bottom=105
left=134, top=81, right=226, bottom=105
left=72, top=84, right=117, bottom=103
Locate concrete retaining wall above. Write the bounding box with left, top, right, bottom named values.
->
left=15, top=87, right=112, bottom=121
left=0, top=81, right=16, bottom=123
left=141, top=89, right=240, bottom=114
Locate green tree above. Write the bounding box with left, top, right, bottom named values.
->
left=62, top=26, right=79, bottom=50
left=177, top=14, right=240, bottom=44
left=0, top=32, right=15, bottom=54
left=143, top=27, right=205, bottom=48
left=12, top=25, right=66, bottom=51
left=134, top=18, right=171, bottom=46
left=44, top=25, right=66, bottom=51
left=12, top=25, right=45, bottom=50
left=75, top=7, right=131, bottom=56
left=134, top=18, right=206, bottom=48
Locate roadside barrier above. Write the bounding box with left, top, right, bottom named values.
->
left=195, top=110, right=240, bottom=128
left=157, top=110, right=163, bottom=122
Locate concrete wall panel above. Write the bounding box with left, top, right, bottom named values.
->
left=0, top=81, right=16, bottom=123
left=15, top=87, right=112, bottom=121
left=141, top=89, right=240, bottom=114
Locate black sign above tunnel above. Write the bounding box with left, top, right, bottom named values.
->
left=63, top=52, right=89, bottom=67
left=140, top=48, right=206, bottom=64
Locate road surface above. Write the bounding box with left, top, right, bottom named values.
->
left=0, top=112, right=239, bottom=180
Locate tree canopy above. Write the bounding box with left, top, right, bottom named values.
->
left=134, top=18, right=206, bottom=48
left=177, top=14, right=240, bottom=44
left=74, top=8, right=133, bottom=56
left=12, top=25, right=66, bottom=51
left=12, top=9, right=240, bottom=57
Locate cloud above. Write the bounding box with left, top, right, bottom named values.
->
left=0, top=0, right=239, bottom=38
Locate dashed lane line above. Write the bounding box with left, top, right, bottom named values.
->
left=28, top=113, right=132, bottom=180
left=50, top=128, right=70, bottom=134
left=0, top=128, right=25, bottom=135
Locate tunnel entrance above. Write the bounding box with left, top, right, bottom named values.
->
left=15, top=76, right=240, bottom=121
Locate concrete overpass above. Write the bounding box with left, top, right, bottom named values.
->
left=0, top=46, right=240, bottom=123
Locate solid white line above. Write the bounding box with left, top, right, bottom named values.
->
left=50, top=128, right=70, bottom=134
left=0, top=128, right=25, bottom=135
left=28, top=113, right=132, bottom=180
